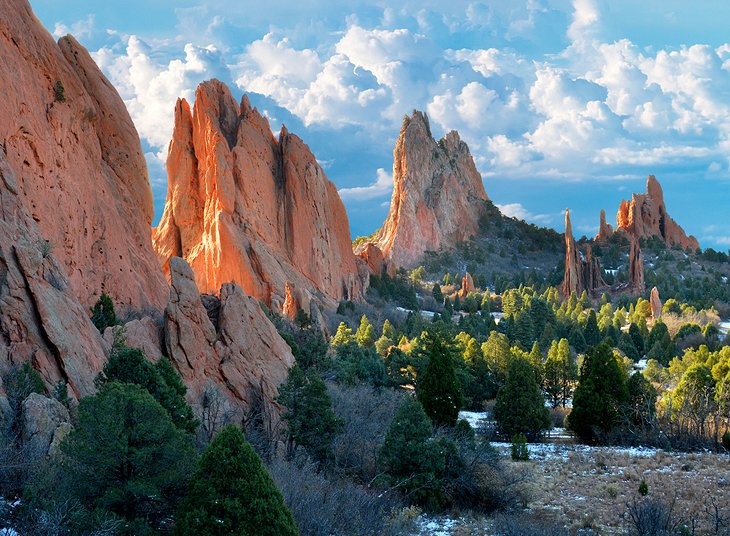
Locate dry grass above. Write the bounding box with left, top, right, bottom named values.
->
left=525, top=448, right=730, bottom=534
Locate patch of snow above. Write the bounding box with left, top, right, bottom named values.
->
left=458, top=411, right=489, bottom=430
left=719, top=321, right=730, bottom=336
left=490, top=312, right=504, bottom=324
left=490, top=441, right=659, bottom=461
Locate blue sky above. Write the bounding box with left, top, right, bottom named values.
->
left=32, top=0, right=730, bottom=249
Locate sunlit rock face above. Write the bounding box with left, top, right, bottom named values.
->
left=371, top=110, right=490, bottom=270
left=153, top=80, right=367, bottom=314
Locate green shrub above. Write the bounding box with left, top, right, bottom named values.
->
left=511, top=434, right=529, bottom=461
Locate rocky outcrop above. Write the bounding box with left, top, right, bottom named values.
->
left=615, top=176, right=699, bottom=252
left=370, top=111, right=490, bottom=269
left=355, top=242, right=394, bottom=277
left=596, top=209, right=613, bottom=242
left=650, top=287, right=662, bottom=319
left=562, top=209, right=605, bottom=297
left=459, top=272, right=475, bottom=299
left=0, top=0, right=167, bottom=311
left=163, top=257, right=294, bottom=431
left=0, top=149, right=106, bottom=399
left=628, top=237, right=645, bottom=294
left=21, top=393, right=71, bottom=457
left=153, top=81, right=366, bottom=314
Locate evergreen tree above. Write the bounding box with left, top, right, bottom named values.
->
left=432, top=283, right=444, bottom=303
left=90, top=293, right=117, bottom=333
left=629, top=322, right=645, bottom=356
left=355, top=315, right=377, bottom=348
left=583, top=310, right=600, bottom=348
left=515, top=310, right=535, bottom=348
left=97, top=347, right=197, bottom=434
left=567, top=342, right=629, bottom=443
left=276, top=366, right=342, bottom=463
left=528, top=341, right=544, bottom=388
left=568, top=325, right=587, bottom=354
left=175, top=425, right=298, bottom=536
left=330, top=322, right=355, bottom=346
left=375, top=335, right=394, bottom=357
left=62, top=383, right=196, bottom=532
left=443, top=273, right=451, bottom=286
left=415, top=332, right=463, bottom=427
left=379, top=398, right=446, bottom=509
left=382, top=319, right=396, bottom=340
left=494, top=357, right=550, bottom=440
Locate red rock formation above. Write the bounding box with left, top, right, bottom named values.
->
left=596, top=209, right=613, bottom=242
left=562, top=209, right=605, bottom=297
left=628, top=236, right=645, bottom=294
left=153, top=81, right=366, bottom=313
left=371, top=111, right=490, bottom=269
left=459, top=272, right=475, bottom=299
left=615, top=176, right=699, bottom=252
left=282, top=282, right=299, bottom=321
left=0, top=149, right=106, bottom=400
left=164, top=257, right=294, bottom=431
left=0, top=0, right=167, bottom=311
left=650, top=287, right=662, bottom=319
left=355, top=242, right=395, bottom=277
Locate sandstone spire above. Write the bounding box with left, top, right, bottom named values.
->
left=615, top=176, right=699, bottom=252
left=0, top=0, right=167, bottom=311
left=562, top=209, right=605, bottom=297
left=650, top=287, right=662, bottom=319
left=153, top=80, right=367, bottom=312
left=596, top=209, right=613, bottom=241
left=628, top=236, right=645, bottom=294
left=369, top=111, right=490, bottom=269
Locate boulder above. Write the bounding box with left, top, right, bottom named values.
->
left=21, top=393, right=71, bottom=457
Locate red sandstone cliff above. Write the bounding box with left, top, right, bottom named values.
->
left=367, top=111, right=490, bottom=269
left=615, top=176, right=699, bottom=252
left=0, top=0, right=167, bottom=311
left=153, top=81, right=367, bottom=313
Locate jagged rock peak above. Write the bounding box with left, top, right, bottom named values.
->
left=628, top=236, right=645, bottom=294
left=615, top=175, right=699, bottom=252
left=369, top=109, right=490, bottom=269
left=0, top=0, right=168, bottom=311
left=153, top=79, right=367, bottom=312
left=650, top=286, right=662, bottom=319
left=562, top=209, right=605, bottom=297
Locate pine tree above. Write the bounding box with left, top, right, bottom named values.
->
left=583, top=310, right=600, bottom=348
left=415, top=332, right=463, bottom=427
left=355, top=315, right=377, bottom=348
left=567, top=342, right=629, bottom=442
left=62, top=383, right=196, bottom=531
left=515, top=310, right=535, bottom=348
left=97, top=347, right=197, bottom=434
left=528, top=341, right=544, bottom=388
left=330, top=322, right=355, bottom=346
left=432, top=283, right=444, bottom=303
left=382, top=319, right=396, bottom=340
left=628, top=322, right=645, bottom=356
left=276, top=366, right=342, bottom=463
left=568, top=325, right=587, bottom=353
left=379, top=398, right=445, bottom=509
left=494, top=357, right=550, bottom=440
left=175, top=425, right=298, bottom=536
left=90, top=293, right=117, bottom=333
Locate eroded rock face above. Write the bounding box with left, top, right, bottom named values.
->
left=164, top=257, right=294, bottom=431
left=629, top=237, right=645, bottom=295
left=650, top=287, right=662, bottom=319
left=371, top=111, right=490, bottom=269
left=596, top=209, right=613, bottom=242
left=459, top=272, right=475, bottom=299
left=615, top=176, right=699, bottom=252
left=562, top=209, right=605, bottom=297
left=21, top=393, right=71, bottom=457
left=153, top=81, right=366, bottom=313
left=0, top=150, right=106, bottom=399
left=355, top=242, right=394, bottom=277
left=0, top=0, right=167, bottom=311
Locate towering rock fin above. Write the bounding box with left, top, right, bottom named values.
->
left=153, top=80, right=367, bottom=311
left=368, top=109, right=490, bottom=269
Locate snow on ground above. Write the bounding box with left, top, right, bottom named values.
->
left=413, top=516, right=460, bottom=536
left=458, top=411, right=490, bottom=430
left=720, top=321, right=730, bottom=336
left=490, top=441, right=658, bottom=461
left=396, top=307, right=437, bottom=319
